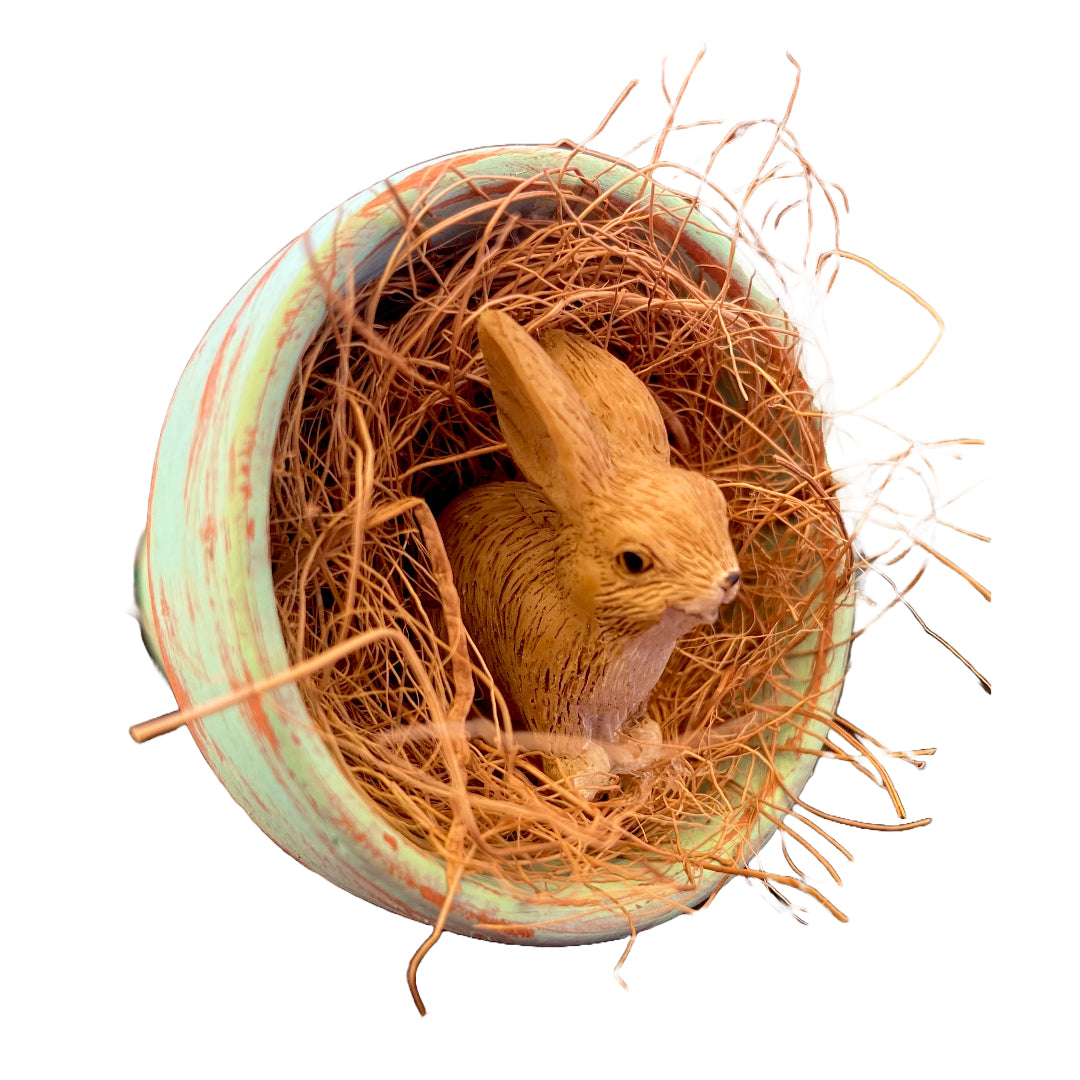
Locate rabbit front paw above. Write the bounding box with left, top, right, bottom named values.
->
left=546, top=742, right=614, bottom=802
left=616, top=717, right=666, bottom=771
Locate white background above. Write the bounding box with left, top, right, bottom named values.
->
left=1, top=2, right=1055, bottom=1076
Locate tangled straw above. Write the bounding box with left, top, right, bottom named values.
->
left=268, top=136, right=873, bottom=910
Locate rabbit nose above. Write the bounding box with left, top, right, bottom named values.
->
left=719, top=569, right=740, bottom=605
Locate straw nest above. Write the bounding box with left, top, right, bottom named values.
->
left=267, top=149, right=861, bottom=913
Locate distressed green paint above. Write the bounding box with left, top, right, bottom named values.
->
left=140, top=145, right=853, bottom=943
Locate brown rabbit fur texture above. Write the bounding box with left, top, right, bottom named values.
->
left=438, top=311, right=741, bottom=797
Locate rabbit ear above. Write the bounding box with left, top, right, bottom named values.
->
left=477, top=311, right=612, bottom=517
left=540, top=329, right=670, bottom=465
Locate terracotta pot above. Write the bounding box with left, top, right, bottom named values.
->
left=138, top=145, right=853, bottom=944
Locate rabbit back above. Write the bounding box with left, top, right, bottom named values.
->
left=438, top=481, right=590, bottom=737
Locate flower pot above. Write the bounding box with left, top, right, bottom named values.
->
left=138, top=144, right=853, bottom=944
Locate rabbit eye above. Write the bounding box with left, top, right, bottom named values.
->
left=616, top=550, right=653, bottom=575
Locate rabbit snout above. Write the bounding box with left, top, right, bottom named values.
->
left=676, top=569, right=741, bottom=624
left=721, top=569, right=741, bottom=606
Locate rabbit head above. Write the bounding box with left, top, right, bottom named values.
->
left=476, top=311, right=740, bottom=640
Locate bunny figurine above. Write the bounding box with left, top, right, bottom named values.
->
left=438, top=310, right=741, bottom=799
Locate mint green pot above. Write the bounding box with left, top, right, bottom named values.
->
left=140, top=145, right=853, bottom=944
